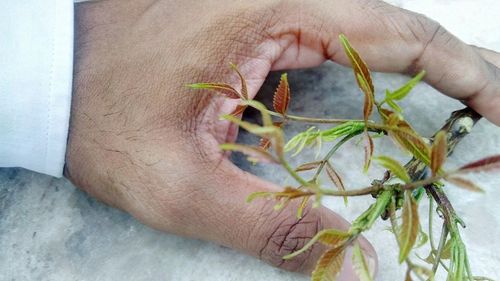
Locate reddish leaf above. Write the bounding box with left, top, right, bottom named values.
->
left=458, top=155, right=500, bottom=173
left=363, top=131, right=374, bottom=172
left=273, top=73, right=291, bottom=115
left=381, top=109, right=431, bottom=165
left=431, top=131, right=447, bottom=175
left=339, top=34, right=374, bottom=95
left=312, top=247, right=345, bottom=281
left=219, top=144, right=279, bottom=164
left=229, top=63, right=248, bottom=99
left=259, top=122, right=283, bottom=151
left=295, top=161, right=323, bottom=172
left=230, top=104, right=247, bottom=116
left=325, top=162, right=347, bottom=205
left=399, top=190, right=420, bottom=263
left=187, top=83, right=242, bottom=99
left=339, top=35, right=375, bottom=121
left=446, top=176, right=484, bottom=193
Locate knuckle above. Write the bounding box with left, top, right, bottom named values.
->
left=257, top=204, right=323, bottom=272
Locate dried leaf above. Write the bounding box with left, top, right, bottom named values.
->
left=458, top=155, right=500, bottom=173
left=387, top=70, right=426, bottom=101
left=374, top=156, right=411, bottom=183
left=445, top=176, right=484, bottom=193
left=273, top=73, right=291, bottom=114
left=219, top=143, right=279, bottom=164
left=187, top=83, right=242, bottom=99
left=326, top=162, right=348, bottom=205
left=431, top=131, right=447, bottom=176
left=295, top=161, right=323, bottom=172
left=363, top=131, right=374, bottom=172
left=399, top=190, right=420, bottom=263
left=352, top=242, right=374, bottom=281
left=229, top=62, right=248, bottom=99
left=312, top=247, right=346, bottom=281
left=283, top=229, right=350, bottom=260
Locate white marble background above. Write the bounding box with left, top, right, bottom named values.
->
left=1, top=1, right=499, bottom=280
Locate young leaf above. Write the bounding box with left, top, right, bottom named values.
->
left=358, top=73, right=374, bottom=120
left=246, top=191, right=273, bottom=203
left=387, top=70, right=426, bottom=101
left=326, top=162, right=348, bottom=205
left=458, top=155, right=500, bottom=173
left=399, top=190, right=420, bottom=263
left=363, top=131, right=374, bottom=172
left=240, top=100, right=273, bottom=127
left=297, top=196, right=310, bottom=219
left=431, top=131, right=447, bottom=176
left=352, top=242, right=374, bottom=281
left=312, top=247, right=346, bottom=281
left=219, top=144, right=279, bottom=164
left=259, top=138, right=271, bottom=150
left=445, top=176, right=484, bottom=193
left=295, top=161, right=323, bottom=172
left=186, top=83, right=242, bottom=99
left=229, top=62, right=248, bottom=99
left=222, top=114, right=278, bottom=137
left=259, top=122, right=283, bottom=151
left=339, top=34, right=374, bottom=96
left=374, top=156, right=411, bottom=183
left=386, top=98, right=402, bottom=113
left=283, top=228, right=350, bottom=259
left=230, top=104, right=247, bottom=116
left=381, top=109, right=431, bottom=165
left=273, top=73, right=291, bottom=115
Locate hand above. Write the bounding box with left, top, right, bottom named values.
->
left=66, top=0, right=500, bottom=279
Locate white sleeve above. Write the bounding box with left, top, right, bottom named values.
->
left=0, top=0, right=74, bottom=177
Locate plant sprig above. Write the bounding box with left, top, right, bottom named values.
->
left=188, top=34, right=499, bottom=281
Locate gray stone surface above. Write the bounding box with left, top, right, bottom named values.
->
left=1, top=1, right=500, bottom=280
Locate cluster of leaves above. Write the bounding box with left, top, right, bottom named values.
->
left=188, top=34, right=500, bottom=281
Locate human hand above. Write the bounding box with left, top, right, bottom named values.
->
left=66, top=0, right=500, bottom=279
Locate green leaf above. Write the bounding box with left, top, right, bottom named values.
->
left=312, top=247, right=346, bottom=281
left=222, top=114, right=278, bottom=137
left=283, top=229, right=350, bottom=260
left=240, top=100, right=273, bottom=127
left=387, top=70, right=426, bottom=101
left=386, top=98, right=402, bottom=113
left=352, top=242, right=374, bottom=281
left=219, top=144, right=279, bottom=164
left=399, top=190, right=420, bottom=263
left=374, top=156, right=411, bottom=183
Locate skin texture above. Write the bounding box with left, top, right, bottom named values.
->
left=66, top=0, right=500, bottom=278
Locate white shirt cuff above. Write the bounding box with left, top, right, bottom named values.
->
left=0, top=0, right=74, bottom=177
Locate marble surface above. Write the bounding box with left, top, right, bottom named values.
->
left=1, top=1, right=500, bottom=280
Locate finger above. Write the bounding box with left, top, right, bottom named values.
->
left=256, top=0, right=500, bottom=124
left=471, top=45, right=500, bottom=68
left=169, top=158, right=377, bottom=278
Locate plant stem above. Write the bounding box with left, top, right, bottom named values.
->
left=312, top=133, right=359, bottom=180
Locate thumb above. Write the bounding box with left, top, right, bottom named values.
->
left=190, top=159, right=377, bottom=278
